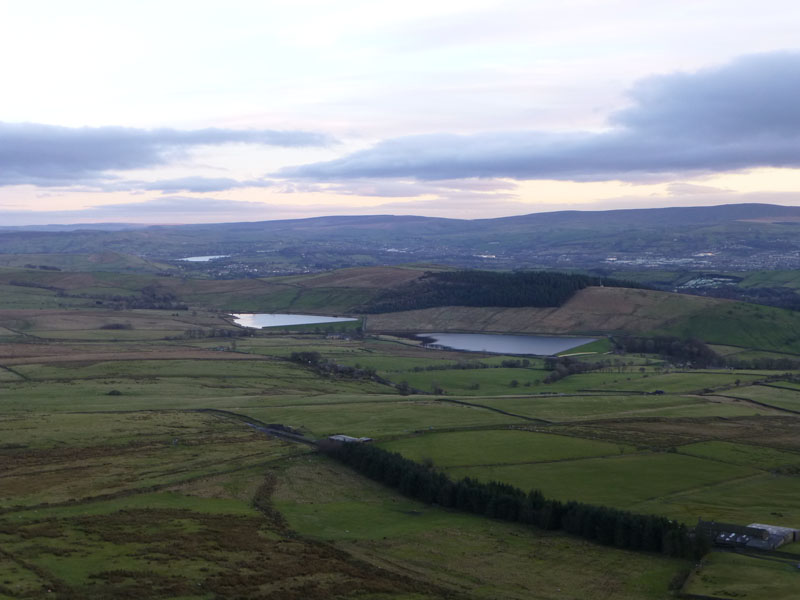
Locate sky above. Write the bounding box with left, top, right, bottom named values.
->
left=2, top=0, right=800, bottom=225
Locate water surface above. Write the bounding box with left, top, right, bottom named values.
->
left=418, top=332, right=596, bottom=355
left=232, top=313, right=358, bottom=328
left=178, top=255, right=230, bottom=262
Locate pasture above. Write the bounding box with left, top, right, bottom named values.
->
left=1, top=282, right=800, bottom=598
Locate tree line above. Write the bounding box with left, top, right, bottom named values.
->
left=362, top=270, right=645, bottom=313
left=615, top=336, right=800, bottom=370
left=615, top=336, right=721, bottom=368
left=542, top=356, right=608, bottom=383
left=321, top=441, right=709, bottom=560
left=289, top=351, right=387, bottom=383
left=410, top=358, right=532, bottom=372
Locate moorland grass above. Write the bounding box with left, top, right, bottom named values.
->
left=632, top=472, right=800, bottom=527
left=656, top=301, right=800, bottom=354
left=468, top=393, right=702, bottom=421
left=272, top=454, right=687, bottom=600
left=683, top=551, right=800, bottom=600
left=0, top=377, right=390, bottom=413
left=464, top=393, right=773, bottom=420
left=379, top=429, right=633, bottom=467
left=242, top=399, right=523, bottom=438
left=446, top=452, right=756, bottom=510
left=547, top=370, right=767, bottom=394
left=3, top=277, right=800, bottom=599
left=723, top=384, right=800, bottom=412
left=677, top=440, right=800, bottom=469
left=397, top=366, right=550, bottom=395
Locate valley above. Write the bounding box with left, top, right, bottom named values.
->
left=1, top=259, right=799, bottom=599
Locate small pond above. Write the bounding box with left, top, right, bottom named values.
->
left=417, top=332, right=597, bottom=355
left=232, top=313, right=359, bottom=328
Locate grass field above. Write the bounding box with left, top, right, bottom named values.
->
left=243, top=399, right=523, bottom=438
left=655, top=301, right=800, bottom=353
left=723, top=384, right=800, bottom=412
left=379, top=429, right=633, bottom=467
left=683, top=551, right=800, bottom=600
left=2, top=268, right=800, bottom=599
left=633, top=471, right=800, bottom=526
left=271, top=454, right=687, bottom=600
left=466, top=393, right=771, bottom=421
left=449, top=452, right=756, bottom=510
left=677, top=440, right=800, bottom=469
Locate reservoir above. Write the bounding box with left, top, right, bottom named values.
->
left=178, top=255, right=230, bottom=262
left=417, top=332, right=597, bottom=355
left=232, top=313, right=359, bottom=328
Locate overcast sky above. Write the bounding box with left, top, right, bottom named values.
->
left=2, top=0, right=800, bottom=224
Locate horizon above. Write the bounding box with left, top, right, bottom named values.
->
left=1, top=200, right=796, bottom=231
left=3, top=2, right=800, bottom=225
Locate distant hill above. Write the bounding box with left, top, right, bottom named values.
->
left=1, top=261, right=799, bottom=353
left=1, top=204, right=800, bottom=276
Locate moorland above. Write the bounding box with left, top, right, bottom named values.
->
left=2, top=212, right=800, bottom=599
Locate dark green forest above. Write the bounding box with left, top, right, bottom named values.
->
left=361, top=270, right=644, bottom=313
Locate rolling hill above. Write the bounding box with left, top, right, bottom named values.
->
left=2, top=203, right=800, bottom=275
left=1, top=262, right=799, bottom=353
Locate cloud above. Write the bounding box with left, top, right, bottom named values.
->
left=666, top=183, right=731, bottom=196
left=278, top=178, right=517, bottom=200
left=3, top=188, right=800, bottom=227
left=278, top=52, right=800, bottom=183
left=137, top=176, right=276, bottom=193
left=0, top=196, right=279, bottom=226
left=0, top=123, right=334, bottom=186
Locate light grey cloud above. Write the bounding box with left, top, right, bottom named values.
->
left=0, top=196, right=278, bottom=226
left=0, top=123, right=334, bottom=186
left=667, top=183, right=732, bottom=196
left=279, top=178, right=517, bottom=199
left=137, top=177, right=276, bottom=193
left=278, top=52, right=800, bottom=183
left=3, top=189, right=800, bottom=227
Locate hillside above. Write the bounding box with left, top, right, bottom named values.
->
left=364, top=285, right=800, bottom=354
left=2, top=203, right=800, bottom=274
left=2, top=257, right=800, bottom=599
left=360, top=270, right=644, bottom=313
left=1, top=262, right=799, bottom=353
left=364, top=287, right=719, bottom=335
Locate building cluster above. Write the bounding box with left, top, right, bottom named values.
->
left=697, top=519, right=800, bottom=551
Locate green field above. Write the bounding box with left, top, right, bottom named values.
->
left=678, top=440, right=800, bottom=469
left=467, top=393, right=770, bottom=421
left=379, top=429, right=633, bottom=466
left=655, top=301, right=800, bottom=353
left=684, top=551, right=800, bottom=600
left=724, top=384, right=800, bottom=412
left=272, top=454, right=687, bottom=600
left=449, top=452, right=755, bottom=510
left=243, top=399, right=523, bottom=438
left=2, top=265, right=800, bottom=598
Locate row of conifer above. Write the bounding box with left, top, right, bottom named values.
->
left=322, top=441, right=709, bottom=560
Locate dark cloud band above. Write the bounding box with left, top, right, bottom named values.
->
left=0, top=123, right=334, bottom=185
left=278, top=52, right=800, bottom=182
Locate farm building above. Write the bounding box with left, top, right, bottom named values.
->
left=697, top=519, right=800, bottom=550
left=748, top=523, right=800, bottom=545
